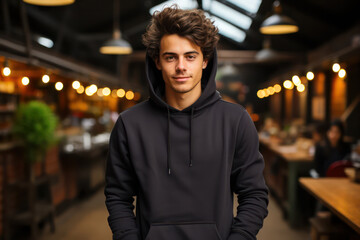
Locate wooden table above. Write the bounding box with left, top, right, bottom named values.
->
left=260, top=136, right=314, bottom=227
left=299, top=178, right=360, bottom=234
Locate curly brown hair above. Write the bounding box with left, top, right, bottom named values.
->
left=142, top=6, right=219, bottom=61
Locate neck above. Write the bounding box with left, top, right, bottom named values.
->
left=164, top=87, right=201, bottom=111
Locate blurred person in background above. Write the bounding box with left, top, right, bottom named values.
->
left=308, top=121, right=328, bottom=157
left=314, top=119, right=351, bottom=177
left=311, top=122, right=328, bottom=145
left=104, top=6, right=268, bottom=240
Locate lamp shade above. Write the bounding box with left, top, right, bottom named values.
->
left=255, top=48, right=280, bottom=61
left=260, top=14, right=298, bottom=34
left=256, top=38, right=279, bottom=61
left=23, top=0, right=75, bottom=6
left=100, top=29, right=132, bottom=55
left=100, top=38, right=132, bottom=55
left=100, top=0, right=132, bottom=55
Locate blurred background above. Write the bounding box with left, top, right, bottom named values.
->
left=0, top=0, right=360, bottom=239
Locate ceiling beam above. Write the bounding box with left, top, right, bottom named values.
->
left=216, top=0, right=256, bottom=19
left=307, top=24, right=360, bottom=67
left=0, top=36, right=135, bottom=89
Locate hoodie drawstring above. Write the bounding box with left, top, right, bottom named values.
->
left=189, top=107, right=194, bottom=167
left=166, top=106, right=195, bottom=175
left=167, top=106, right=171, bottom=175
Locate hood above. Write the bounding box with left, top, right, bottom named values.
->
left=145, top=49, right=221, bottom=175
left=145, top=49, right=221, bottom=112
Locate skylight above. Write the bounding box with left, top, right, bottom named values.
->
left=209, top=1, right=252, bottom=30
left=37, top=36, right=54, bottom=48
left=205, top=13, right=246, bottom=43
left=226, top=0, right=262, bottom=14
left=202, top=0, right=212, bottom=10
left=149, top=0, right=198, bottom=15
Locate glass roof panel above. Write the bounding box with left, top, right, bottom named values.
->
left=206, top=13, right=246, bottom=43
left=202, top=0, right=212, bottom=10
left=226, top=0, right=262, bottom=14
left=149, top=0, right=198, bottom=15
left=209, top=1, right=252, bottom=30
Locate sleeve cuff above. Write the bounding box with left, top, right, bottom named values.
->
left=227, top=232, right=251, bottom=240
left=113, top=230, right=141, bottom=240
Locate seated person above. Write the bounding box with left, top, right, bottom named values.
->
left=314, top=119, right=351, bottom=177
left=312, top=121, right=327, bottom=145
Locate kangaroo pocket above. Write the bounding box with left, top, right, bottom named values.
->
left=145, top=222, right=222, bottom=240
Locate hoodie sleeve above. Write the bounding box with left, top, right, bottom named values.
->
left=227, top=110, right=269, bottom=240
left=104, top=116, right=141, bottom=240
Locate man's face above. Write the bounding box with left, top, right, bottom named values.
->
left=156, top=34, right=208, bottom=97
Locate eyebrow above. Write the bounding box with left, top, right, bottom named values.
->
left=162, top=51, right=200, bottom=56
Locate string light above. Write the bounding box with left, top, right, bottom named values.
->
left=263, top=89, right=269, bottom=97
left=283, top=80, right=293, bottom=89
left=72, top=80, right=80, bottom=89
left=268, top=86, right=275, bottom=95
left=22, top=77, right=30, bottom=85
left=2, top=67, right=11, bottom=76
left=338, top=69, right=346, bottom=78
left=292, top=75, right=301, bottom=86
left=117, top=88, right=125, bottom=98
left=85, top=86, right=95, bottom=96
left=297, top=83, right=305, bottom=92
left=55, top=82, right=63, bottom=91
left=306, top=71, right=314, bottom=81
left=102, top=87, right=111, bottom=96
left=125, top=90, right=134, bottom=100
left=257, top=90, right=265, bottom=99
left=97, top=88, right=104, bottom=97
left=332, top=63, right=340, bottom=72
left=85, top=84, right=98, bottom=96
left=274, top=84, right=281, bottom=93
left=76, top=85, right=84, bottom=94
left=2, top=59, right=11, bottom=76
left=42, top=74, right=50, bottom=83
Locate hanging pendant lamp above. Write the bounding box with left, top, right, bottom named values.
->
left=260, top=0, right=298, bottom=35
left=100, top=0, right=132, bottom=55
left=23, top=0, right=75, bottom=6
left=255, top=38, right=280, bottom=61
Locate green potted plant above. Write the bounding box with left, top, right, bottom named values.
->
left=12, top=100, right=58, bottom=180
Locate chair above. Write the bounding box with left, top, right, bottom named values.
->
left=326, top=160, right=353, bottom=177
left=309, top=214, right=350, bottom=240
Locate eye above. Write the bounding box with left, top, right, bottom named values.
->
left=186, top=55, right=196, bottom=60
left=165, top=56, right=175, bottom=61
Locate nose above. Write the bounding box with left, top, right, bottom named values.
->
left=176, top=57, right=186, bottom=72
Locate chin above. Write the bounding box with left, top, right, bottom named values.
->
left=170, top=84, right=192, bottom=93
left=173, top=88, right=192, bottom=94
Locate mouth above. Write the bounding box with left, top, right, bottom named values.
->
left=173, top=76, right=191, bottom=82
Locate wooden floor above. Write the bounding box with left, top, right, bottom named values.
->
left=40, top=189, right=310, bottom=240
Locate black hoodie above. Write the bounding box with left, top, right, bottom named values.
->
left=105, top=50, right=268, bottom=240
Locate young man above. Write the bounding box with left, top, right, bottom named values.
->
left=105, top=6, right=268, bottom=240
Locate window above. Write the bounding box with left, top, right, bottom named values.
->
left=149, top=0, right=198, bottom=15
left=226, top=0, right=262, bottom=14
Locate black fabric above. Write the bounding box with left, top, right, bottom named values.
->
left=105, top=49, right=268, bottom=240
left=314, top=142, right=351, bottom=176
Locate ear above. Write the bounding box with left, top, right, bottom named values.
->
left=202, top=59, right=208, bottom=69
left=155, top=58, right=162, bottom=70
